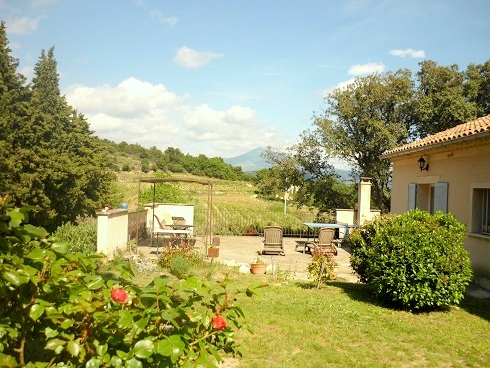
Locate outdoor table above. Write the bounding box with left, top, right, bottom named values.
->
left=295, top=223, right=348, bottom=253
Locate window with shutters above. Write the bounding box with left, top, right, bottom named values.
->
left=408, top=182, right=448, bottom=214
left=472, top=188, right=490, bottom=235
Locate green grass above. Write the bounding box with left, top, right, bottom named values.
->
left=233, top=280, right=490, bottom=368
left=124, top=260, right=490, bottom=368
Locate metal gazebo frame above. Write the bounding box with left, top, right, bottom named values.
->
left=137, top=177, right=213, bottom=254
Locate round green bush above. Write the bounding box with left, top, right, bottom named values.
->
left=348, top=209, right=473, bottom=311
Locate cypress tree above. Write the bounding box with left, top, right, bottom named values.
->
left=0, top=21, right=38, bottom=210
left=0, top=24, right=114, bottom=231
left=28, top=46, right=114, bottom=230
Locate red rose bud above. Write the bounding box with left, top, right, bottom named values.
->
left=111, top=288, right=129, bottom=303
left=212, top=315, right=227, bottom=330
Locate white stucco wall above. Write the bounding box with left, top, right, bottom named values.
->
left=97, top=209, right=129, bottom=259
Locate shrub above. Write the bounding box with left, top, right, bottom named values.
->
left=307, top=248, right=336, bottom=287
left=52, top=216, right=97, bottom=255
left=159, top=243, right=202, bottom=269
left=0, top=198, right=255, bottom=367
left=169, top=254, right=191, bottom=278
left=348, top=209, right=473, bottom=311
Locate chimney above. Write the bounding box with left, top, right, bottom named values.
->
left=358, top=177, right=372, bottom=226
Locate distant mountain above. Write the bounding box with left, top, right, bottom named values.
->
left=335, top=168, right=352, bottom=183
left=224, top=147, right=270, bottom=172
left=225, top=147, right=353, bottom=182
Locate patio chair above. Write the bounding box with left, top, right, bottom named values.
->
left=306, top=227, right=337, bottom=255
left=151, top=215, right=173, bottom=248
left=261, top=226, right=285, bottom=255
left=153, top=214, right=172, bottom=231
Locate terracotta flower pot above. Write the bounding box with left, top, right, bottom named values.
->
left=250, top=263, right=267, bottom=274
left=207, top=247, right=219, bottom=258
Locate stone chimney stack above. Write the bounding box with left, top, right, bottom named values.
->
left=358, top=177, right=372, bottom=226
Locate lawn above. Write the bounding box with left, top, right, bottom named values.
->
left=128, top=259, right=490, bottom=368
left=233, top=279, right=490, bottom=368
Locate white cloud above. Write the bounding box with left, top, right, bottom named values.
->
left=389, top=48, right=425, bottom=58
left=334, top=78, right=356, bottom=90
left=9, top=41, right=21, bottom=50
left=321, top=78, right=356, bottom=97
left=348, top=62, right=385, bottom=76
left=173, top=46, right=224, bottom=69
left=6, top=16, right=43, bottom=34
left=20, top=66, right=34, bottom=81
left=64, top=77, right=285, bottom=157
left=225, top=106, right=256, bottom=123
left=149, top=9, right=178, bottom=25
left=65, top=78, right=181, bottom=117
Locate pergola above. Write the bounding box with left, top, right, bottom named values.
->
left=137, top=177, right=214, bottom=253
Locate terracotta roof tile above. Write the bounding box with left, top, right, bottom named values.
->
left=382, top=114, right=490, bottom=157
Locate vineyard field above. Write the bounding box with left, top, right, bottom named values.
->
left=118, top=172, right=326, bottom=237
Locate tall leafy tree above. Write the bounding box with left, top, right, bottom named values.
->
left=304, top=69, right=415, bottom=212
left=414, top=60, right=476, bottom=137
left=27, top=46, right=114, bottom=230
left=0, top=30, right=114, bottom=231
left=259, top=146, right=354, bottom=214
left=290, top=136, right=355, bottom=213
left=259, top=147, right=303, bottom=198
left=464, top=60, right=490, bottom=116
left=0, top=21, right=34, bottom=210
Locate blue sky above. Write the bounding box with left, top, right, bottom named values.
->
left=3, top=0, right=490, bottom=162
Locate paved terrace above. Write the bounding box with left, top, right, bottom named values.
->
left=137, top=235, right=359, bottom=283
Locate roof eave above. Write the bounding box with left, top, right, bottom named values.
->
left=381, top=130, right=490, bottom=160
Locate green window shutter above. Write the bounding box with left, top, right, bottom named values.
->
left=433, top=182, right=449, bottom=213
left=408, top=183, right=417, bottom=210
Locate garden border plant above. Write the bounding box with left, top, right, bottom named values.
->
left=52, top=215, right=97, bottom=255
left=0, top=197, right=259, bottom=367
left=306, top=248, right=336, bottom=287
left=348, top=209, right=473, bottom=311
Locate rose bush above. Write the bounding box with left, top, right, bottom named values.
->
left=307, top=248, right=336, bottom=287
left=211, top=316, right=227, bottom=331
left=0, top=197, right=260, bottom=367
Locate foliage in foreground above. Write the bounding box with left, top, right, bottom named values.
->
left=0, top=199, right=258, bottom=367
left=348, top=209, right=473, bottom=311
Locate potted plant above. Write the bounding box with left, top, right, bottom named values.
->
left=207, top=237, right=220, bottom=258
left=207, top=244, right=219, bottom=258
left=250, top=252, right=267, bottom=274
